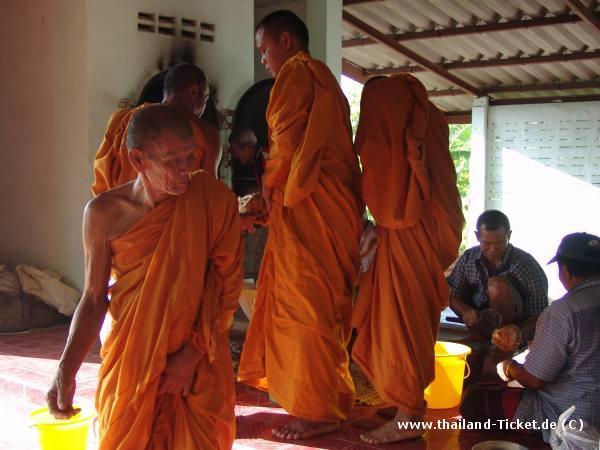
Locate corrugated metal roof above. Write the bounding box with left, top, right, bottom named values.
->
left=342, top=0, right=600, bottom=114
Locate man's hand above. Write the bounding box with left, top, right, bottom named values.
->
left=358, top=222, right=379, bottom=273
left=158, top=345, right=204, bottom=397
left=461, top=307, right=480, bottom=327
left=46, top=372, right=81, bottom=419
left=492, top=324, right=522, bottom=353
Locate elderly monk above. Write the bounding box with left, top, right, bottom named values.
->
left=352, top=75, right=465, bottom=445
left=46, top=105, right=242, bottom=449
left=237, top=10, right=363, bottom=440
left=92, top=63, right=220, bottom=195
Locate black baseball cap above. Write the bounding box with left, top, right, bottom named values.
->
left=548, top=232, right=600, bottom=264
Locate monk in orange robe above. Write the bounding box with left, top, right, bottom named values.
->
left=352, top=75, right=465, bottom=445
left=46, top=105, right=242, bottom=449
left=237, top=10, right=363, bottom=440
left=92, top=63, right=221, bottom=195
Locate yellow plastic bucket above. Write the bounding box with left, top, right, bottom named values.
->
left=424, top=341, right=471, bottom=409
left=29, top=407, right=94, bottom=450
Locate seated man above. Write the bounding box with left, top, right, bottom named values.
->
left=447, top=210, right=548, bottom=351
left=461, top=232, right=600, bottom=443
left=228, top=126, right=265, bottom=197
left=46, top=105, right=242, bottom=449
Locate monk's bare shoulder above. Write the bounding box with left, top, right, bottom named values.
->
left=85, top=182, right=140, bottom=241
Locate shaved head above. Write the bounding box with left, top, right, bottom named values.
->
left=163, top=63, right=207, bottom=97
left=256, top=10, right=309, bottom=49
left=126, top=104, right=193, bottom=153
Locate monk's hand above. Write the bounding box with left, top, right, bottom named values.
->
left=158, top=345, right=203, bottom=397
left=492, top=324, right=522, bottom=353
left=46, top=370, right=80, bottom=420
left=358, top=222, right=378, bottom=273
left=461, top=307, right=480, bottom=327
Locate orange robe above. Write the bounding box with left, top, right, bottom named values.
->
left=91, top=104, right=219, bottom=195
left=352, top=75, right=464, bottom=416
left=96, top=173, right=242, bottom=449
left=237, top=52, right=363, bottom=422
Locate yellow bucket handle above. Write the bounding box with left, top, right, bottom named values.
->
left=463, top=359, right=471, bottom=379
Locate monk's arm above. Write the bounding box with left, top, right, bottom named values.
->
left=92, top=108, right=130, bottom=196
left=263, top=63, right=313, bottom=189
left=159, top=189, right=242, bottom=396
left=47, top=200, right=111, bottom=418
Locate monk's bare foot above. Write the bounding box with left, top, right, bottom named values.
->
left=360, top=410, right=425, bottom=445
left=272, top=418, right=340, bottom=440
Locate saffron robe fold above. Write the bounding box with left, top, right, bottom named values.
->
left=237, top=52, right=363, bottom=422
left=96, top=173, right=242, bottom=449
left=91, top=104, right=218, bottom=195
left=352, top=75, right=464, bottom=415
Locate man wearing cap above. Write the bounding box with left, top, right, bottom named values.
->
left=461, top=232, right=600, bottom=442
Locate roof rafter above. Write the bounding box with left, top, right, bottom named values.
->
left=490, top=94, right=600, bottom=105
left=362, top=50, right=600, bottom=74
left=343, top=0, right=384, bottom=6
left=565, top=0, right=600, bottom=32
left=342, top=11, right=485, bottom=96
left=342, top=14, right=587, bottom=48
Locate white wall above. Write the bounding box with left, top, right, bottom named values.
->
left=88, top=0, right=255, bottom=155
left=0, top=0, right=89, bottom=288
left=484, top=101, right=600, bottom=300
left=1, top=0, right=254, bottom=291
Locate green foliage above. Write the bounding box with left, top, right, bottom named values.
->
left=347, top=86, right=361, bottom=137
left=449, top=124, right=472, bottom=251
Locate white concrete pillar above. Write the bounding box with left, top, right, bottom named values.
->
left=467, top=96, right=489, bottom=248
left=306, top=0, right=342, bottom=80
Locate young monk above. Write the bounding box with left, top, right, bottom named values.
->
left=92, top=63, right=220, bottom=195
left=46, top=105, right=242, bottom=449
left=237, top=10, right=364, bottom=440
left=352, top=75, right=465, bottom=444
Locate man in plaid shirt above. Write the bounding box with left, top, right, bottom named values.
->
left=447, top=210, right=548, bottom=351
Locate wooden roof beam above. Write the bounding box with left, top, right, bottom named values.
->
left=444, top=111, right=472, bottom=124
left=343, top=0, right=383, bottom=6
left=490, top=93, right=600, bottom=105
left=342, top=11, right=485, bottom=96
left=342, top=14, right=586, bottom=48
left=484, top=79, right=600, bottom=93
left=342, top=58, right=371, bottom=84
left=426, top=80, right=600, bottom=97
left=364, top=49, right=600, bottom=74
left=565, top=0, right=600, bottom=32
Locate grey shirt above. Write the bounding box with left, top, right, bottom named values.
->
left=513, top=275, right=600, bottom=442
